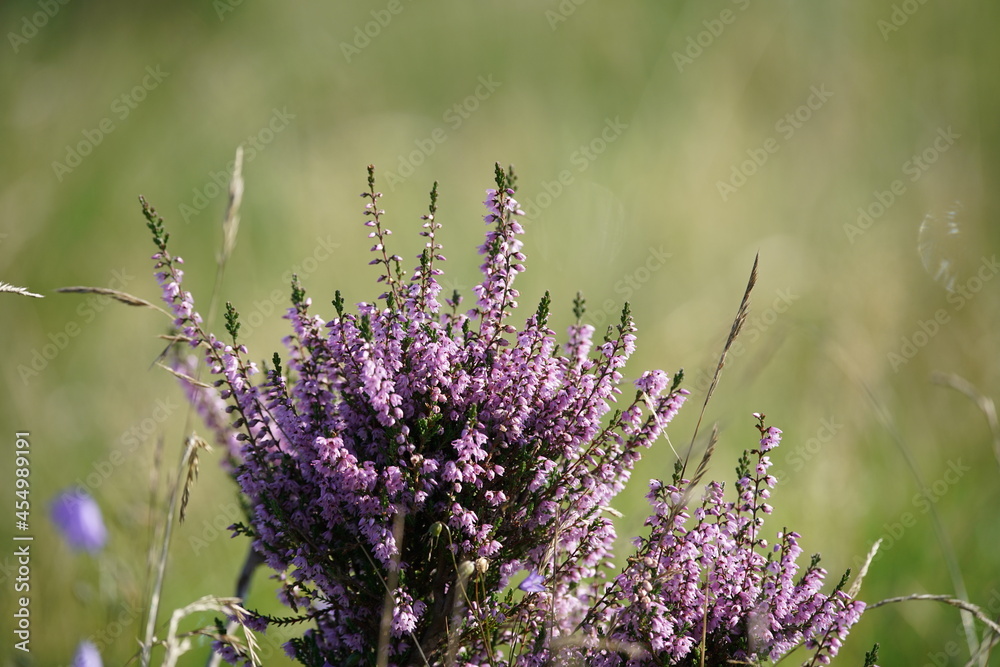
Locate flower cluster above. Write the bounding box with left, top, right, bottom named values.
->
left=142, top=163, right=868, bottom=665
left=585, top=416, right=866, bottom=666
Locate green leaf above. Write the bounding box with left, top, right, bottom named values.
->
left=290, top=274, right=306, bottom=307
left=332, top=289, right=345, bottom=317
left=225, top=301, right=241, bottom=343
left=573, top=291, right=586, bottom=321
left=535, top=291, right=551, bottom=327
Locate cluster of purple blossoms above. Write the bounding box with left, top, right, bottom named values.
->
left=141, top=164, right=869, bottom=665
left=587, top=416, right=866, bottom=666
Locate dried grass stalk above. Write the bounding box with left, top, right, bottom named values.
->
left=56, top=285, right=170, bottom=316
left=1, top=281, right=43, bottom=298
left=179, top=434, right=211, bottom=523
left=682, top=252, right=759, bottom=479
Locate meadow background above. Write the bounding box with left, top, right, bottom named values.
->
left=2, top=1, right=999, bottom=665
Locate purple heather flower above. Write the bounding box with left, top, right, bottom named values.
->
left=50, top=489, right=107, bottom=553
left=169, top=354, right=242, bottom=466
left=759, top=424, right=782, bottom=452
left=592, top=422, right=865, bottom=666
left=519, top=570, right=547, bottom=593
left=143, top=165, right=867, bottom=665
left=634, top=369, right=670, bottom=396
left=71, top=640, right=102, bottom=667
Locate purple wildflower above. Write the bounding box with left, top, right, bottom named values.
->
left=71, top=641, right=102, bottom=667
left=518, top=570, right=547, bottom=593
left=142, top=166, right=868, bottom=665
left=50, top=489, right=107, bottom=553
left=581, top=413, right=865, bottom=665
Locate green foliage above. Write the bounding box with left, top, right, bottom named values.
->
left=863, top=643, right=880, bottom=667
left=291, top=274, right=306, bottom=308
left=140, top=195, right=169, bottom=251
left=535, top=290, right=551, bottom=327
left=224, top=301, right=241, bottom=343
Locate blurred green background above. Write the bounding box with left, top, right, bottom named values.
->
left=2, top=1, right=999, bottom=665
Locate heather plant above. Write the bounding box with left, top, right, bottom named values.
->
left=135, top=162, right=875, bottom=666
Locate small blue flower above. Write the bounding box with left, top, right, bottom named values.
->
left=51, top=489, right=107, bottom=553
left=71, top=640, right=102, bottom=667
left=518, top=570, right=546, bottom=593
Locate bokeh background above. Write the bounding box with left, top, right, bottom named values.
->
left=2, top=2, right=999, bottom=665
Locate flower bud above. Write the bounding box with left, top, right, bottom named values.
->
left=457, top=560, right=475, bottom=579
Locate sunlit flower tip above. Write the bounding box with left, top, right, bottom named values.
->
left=71, top=640, right=102, bottom=667
left=50, top=489, right=108, bottom=553
left=518, top=570, right=547, bottom=593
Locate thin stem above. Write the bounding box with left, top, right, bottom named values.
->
left=868, top=594, right=1000, bottom=636
left=141, top=436, right=199, bottom=666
